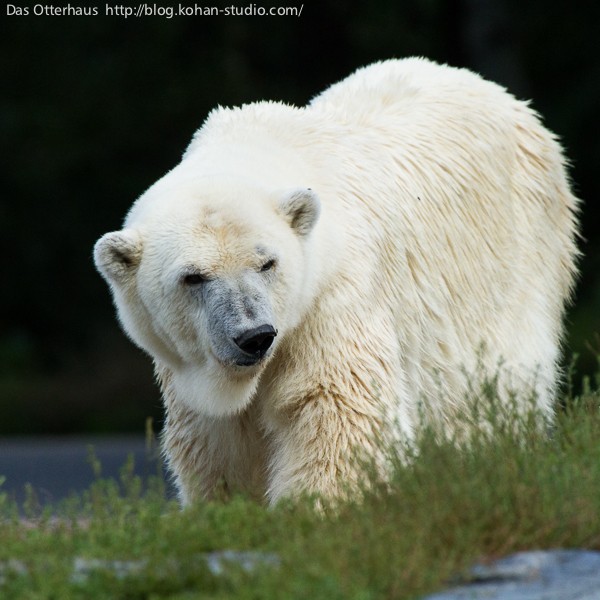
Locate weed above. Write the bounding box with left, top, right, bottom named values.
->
left=1, top=362, right=600, bottom=598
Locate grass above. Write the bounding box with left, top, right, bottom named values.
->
left=1, top=365, right=600, bottom=599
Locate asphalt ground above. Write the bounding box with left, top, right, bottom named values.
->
left=0, top=436, right=170, bottom=506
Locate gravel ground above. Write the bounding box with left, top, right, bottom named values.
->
left=423, top=550, right=600, bottom=600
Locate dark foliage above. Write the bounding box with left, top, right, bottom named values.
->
left=1, top=0, right=598, bottom=433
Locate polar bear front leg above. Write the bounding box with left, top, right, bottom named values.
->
left=162, top=402, right=269, bottom=504
left=157, top=366, right=268, bottom=504
left=265, top=394, right=387, bottom=504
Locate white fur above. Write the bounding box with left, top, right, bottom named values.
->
left=95, top=58, right=579, bottom=504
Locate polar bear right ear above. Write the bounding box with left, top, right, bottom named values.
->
left=278, top=188, right=321, bottom=237
left=94, top=229, right=143, bottom=284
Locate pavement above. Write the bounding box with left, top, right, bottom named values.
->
left=0, top=435, right=167, bottom=506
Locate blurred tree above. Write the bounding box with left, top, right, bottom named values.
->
left=1, top=0, right=598, bottom=433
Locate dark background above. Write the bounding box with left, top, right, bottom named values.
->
left=2, top=0, right=599, bottom=435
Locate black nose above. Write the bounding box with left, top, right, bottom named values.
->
left=234, top=324, right=277, bottom=360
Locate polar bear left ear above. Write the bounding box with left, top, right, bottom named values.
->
left=94, top=228, right=143, bottom=284
left=278, top=188, right=321, bottom=236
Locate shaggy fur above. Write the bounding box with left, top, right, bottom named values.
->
left=95, top=58, right=579, bottom=504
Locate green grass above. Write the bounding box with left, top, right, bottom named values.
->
left=2, top=368, right=600, bottom=599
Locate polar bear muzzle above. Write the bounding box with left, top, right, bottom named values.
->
left=203, top=274, right=278, bottom=369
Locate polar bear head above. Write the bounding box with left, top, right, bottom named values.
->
left=94, top=178, right=320, bottom=416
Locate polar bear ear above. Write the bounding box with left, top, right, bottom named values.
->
left=278, top=188, right=321, bottom=236
left=94, top=229, right=143, bottom=284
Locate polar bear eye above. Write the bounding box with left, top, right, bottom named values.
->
left=182, top=273, right=207, bottom=286
left=260, top=259, right=276, bottom=272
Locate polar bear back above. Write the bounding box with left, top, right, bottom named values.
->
left=305, top=58, right=578, bottom=416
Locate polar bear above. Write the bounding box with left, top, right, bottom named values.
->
left=94, top=58, right=579, bottom=505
